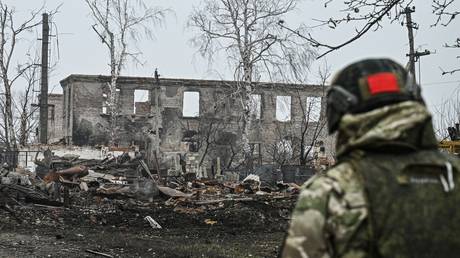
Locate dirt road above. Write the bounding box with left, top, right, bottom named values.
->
left=0, top=197, right=294, bottom=258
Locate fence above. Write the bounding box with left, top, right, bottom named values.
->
left=0, top=150, right=41, bottom=168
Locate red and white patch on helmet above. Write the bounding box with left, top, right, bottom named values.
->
left=367, top=72, right=400, bottom=95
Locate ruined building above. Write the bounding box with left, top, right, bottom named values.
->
left=47, top=94, right=65, bottom=143
left=57, top=75, right=330, bottom=173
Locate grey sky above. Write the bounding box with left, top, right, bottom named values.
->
left=3, top=0, right=460, bottom=119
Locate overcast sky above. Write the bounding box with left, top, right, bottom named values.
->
left=3, top=0, right=460, bottom=119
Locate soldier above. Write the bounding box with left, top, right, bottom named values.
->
left=281, top=58, right=460, bottom=258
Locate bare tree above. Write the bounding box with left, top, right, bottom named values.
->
left=0, top=95, right=6, bottom=144
left=440, top=62, right=460, bottom=76
left=432, top=0, right=460, bottom=27
left=282, top=0, right=408, bottom=58
left=438, top=22, right=460, bottom=75
left=85, top=0, right=169, bottom=145
left=196, top=117, right=225, bottom=167
left=177, top=99, right=235, bottom=170
left=265, top=65, right=329, bottom=166
left=297, top=65, right=329, bottom=165
left=0, top=3, right=46, bottom=150
left=434, top=86, right=460, bottom=140
left=279, top=0, right=459, bottom=60
left=189, top=0, right=316, bottom=164
left=14, top=54, right=40, bottom=146
left=430, top=0, right=460, bottom=75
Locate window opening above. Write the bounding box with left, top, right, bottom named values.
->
left=276, top=96, right=291, bottom=121
left=183, top=91, right=200, bottom=117
left=306, top=96, right=322, bottom=122
left=134, top=89, right=150, bottom=115
left=249, top=94, right=261, bottom=119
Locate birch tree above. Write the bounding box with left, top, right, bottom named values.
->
left=85, top=0, right=168, bottom=145
left=189, top=0, right=315, bottom=163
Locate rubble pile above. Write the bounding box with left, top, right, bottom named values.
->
left=0, top=150, right=301, bottom=232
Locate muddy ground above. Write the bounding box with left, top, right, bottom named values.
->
left=0, top=196, right=296, bottom=258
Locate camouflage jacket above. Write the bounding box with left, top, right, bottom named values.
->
left=281, top=101, right=439, bottom=258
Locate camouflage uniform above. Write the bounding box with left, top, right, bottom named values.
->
left=281, top=101, right=460, bottom=258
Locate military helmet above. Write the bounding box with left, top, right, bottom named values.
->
left=326, top=58, right=422, bottom=134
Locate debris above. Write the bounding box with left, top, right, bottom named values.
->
left=62, top=154, right=80, bottom=161
left=80, top=170, right=116, bottom=182
left=241, top=174, right=261, bottom=193
left=1, top=172, right=32, bottom=185
left=85, top=249, right=114, bottom=258
left=173, top=206, right=205, bottom=214
left=43, top=165, right=89, bottom=183
left=0, top=149, right=302, bottom=258
left=0, top=184, right=61, bottom=206
left=0, top=203, right=22, bottom=223
left=158, top=186, right=192, bottom=198
left=33, top=204, right=68, bottom=210
left=243, top=174, right=261, bottom=184
left=255, top=190, right=269, bottom=195
left=0, top=149, right=300, bottom=255
left=204, top=218, right=217, bottom=225
left=276, top=182, right=301, bottom=194
left=97, top=185, right=133, bottom=197
left=139, top=160, right=156, bottom=182
left=144, top=216, right=162, bottom=229
left=194, top=197, right=253, bottom=205
left=132, top=179, right=159, bottom=200
left=80, top=182, right=89, bottom=191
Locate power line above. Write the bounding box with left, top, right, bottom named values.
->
left=423, top=80, right=460, bottom=86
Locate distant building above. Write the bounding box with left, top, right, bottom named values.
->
left=55, top=74, right=331, bottom=168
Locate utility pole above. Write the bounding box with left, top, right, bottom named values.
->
left=153, top=69, right=161, bottom=173
left=402, top=7, right=431, bottom=84
left=403, top=6, right=416, bottom=78
left=154, top=69, right=160, bottom=155
left=39, top=13, right=49, bottom=144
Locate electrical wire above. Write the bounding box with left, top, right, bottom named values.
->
left=423, top=80, right=460, bottom=86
